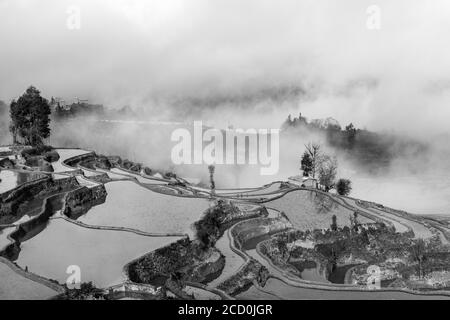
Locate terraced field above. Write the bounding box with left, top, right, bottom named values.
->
left=52, top=149, right=92, bottom=172
left=243, top=278, right=450, bottom=300
left=110, top=168, right=169, bottom=185
left=0, top=260, right=59, bottom=300
left=184, top=286, right=221, bottom=300
left=365, top=205, right=432, bottom=239
left=0, top=227, right=14, bottom=249
left=16, top=218, right=176, bottom=288
left=267, top=190, right=373, bottom=231
left=78, top=180, right=209, bottom=238
left=0, top=170, right=44, bottom=193
left=209, top=231, right=246, bottom=288
left=2, top=146, right=448, bottom=300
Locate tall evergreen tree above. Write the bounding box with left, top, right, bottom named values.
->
left=300, top=151, right=313, bottom=176
left=10, top=86, right=51, bottom=146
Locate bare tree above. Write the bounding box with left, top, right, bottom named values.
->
left=318, top=155, right=338, bottom=191
left=304, top=142, right=322, bottom=179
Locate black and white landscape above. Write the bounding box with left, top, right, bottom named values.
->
left=1, top=0, right=450, bottom=301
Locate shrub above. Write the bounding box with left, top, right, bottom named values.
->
left=336, top=178, right=352, bottom=196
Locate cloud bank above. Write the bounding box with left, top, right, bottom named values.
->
left=1, top=0, right=450, bottom=136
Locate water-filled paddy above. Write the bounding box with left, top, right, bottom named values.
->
left=52, top=149, right=92, bottom=172
left=366, top=205, right=432, bottom=238
left=110, top=168, right=168, bottom=185
left=268, top=190, right=373, bottom=231
left=184, top=286, right=221, bottom=300
left=289, top=260, right=328, bottom=283
left=0, top=227, right=14, bottom=249
left=0, top=260, right=59, bottom=300
left=0, top=170, right=44, bottom=194
left=241, top=183, right=284, bottom=196
left=327, top=264, right=358, bottom=284
left=235, top=285, right=281, bottom=300
left=217, top=183, right=283, bottom=197
left=244, top=278, right=450, bottom=300
left=78, top=181, right=210, bottom=237
left=81, top=168, right=102, bottom=177
left=209, top=233, right=245, bottom=287
left=96, top=168, right=130, bottom=180
left=16, top=218, right=176, bottom=288
left=75, top=176, right=99, bottom=188
left=246, top=249, right=450, bottom=300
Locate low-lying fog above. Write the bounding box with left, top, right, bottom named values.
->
left=1, top=0, right=450, bottom=215
left=48, top=115, right=450, bottom=216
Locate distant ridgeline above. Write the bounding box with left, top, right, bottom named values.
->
left=50, top=99, right=105, bottom=118
left=50, top=99, right=137, bottom=120
left=282, top=113, right=427, bottom=173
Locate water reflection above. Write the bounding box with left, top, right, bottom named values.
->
left=17, top=218, right=177, bottom=288
left=78, top=181, right=209, bottom=238
left=0, top=170, right=45, bottom=194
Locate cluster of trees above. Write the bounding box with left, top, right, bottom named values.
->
left=330, top=212, right=360, bottom=233
left=284, top=114, right=362, bottom=150
left=9, top=86, right=51, bottom=146
left=300, top=142, right=352, bottom=195
left=194, top=200, right=226, bottom=249
left=57, top=282, right=104, bottom=300
left=285, top=113, right=426, bottom=173
left=51, top=99, right=104, bottom=119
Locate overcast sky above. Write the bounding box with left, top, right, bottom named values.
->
left=1, top=0, right=450, bottom=134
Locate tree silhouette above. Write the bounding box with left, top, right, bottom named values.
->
left=304, top=142, right=322, bottom=179
left=331, top=214, right=338, bottom=231
left=208, top=165, right=216, bottom=196
left=300, top=151, right=313, bottom=176
left=345, top=123, right=357, bottom=148
left=336, top=178, right=352, bottom=196
left=10, top=86, right=51, bottom=146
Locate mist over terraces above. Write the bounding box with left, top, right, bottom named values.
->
left=282, top=113, right=428, bottom=174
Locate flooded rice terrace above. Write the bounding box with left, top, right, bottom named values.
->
left=0, top=260, right=59, bottom=300
left=0, top=170, right=45, bottom=193
left=16, top=218, right=176, bottom=288
left=1, top=147, right=210, bottom=292
left=237, top=278, right=450, bottom=300
left=78, top=180, right=209, bottom=238
left=2, top=144, right=450, bottom=300
left=52, top=149, right=93, bottom=172
left=0, top=227, right=14, bottom=249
